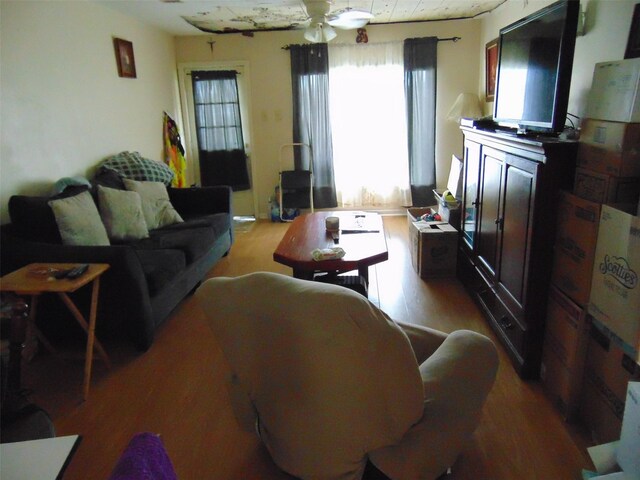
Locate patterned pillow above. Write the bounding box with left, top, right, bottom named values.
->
left=101, top=152, right=174, bottom=186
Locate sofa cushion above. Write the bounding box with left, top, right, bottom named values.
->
left=132, top=227, right=215, bottom=264
left=48, top=191, right=110, bottom=246
left=123, top=179, right=183, bottom=230
left=8, top=195, right=62, bottom=244
left=93, top=168, right=126, bottom=191
left=135, top=249, right=186, bottom=296
left=98, top=186, right=149, bottom=241
left=161, top=213, right=231, bottom=239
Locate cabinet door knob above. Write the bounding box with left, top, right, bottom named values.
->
left=499, top=316, right=513, bottom=330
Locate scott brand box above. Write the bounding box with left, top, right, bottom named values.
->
left=588, top=204, right=640, bottom=362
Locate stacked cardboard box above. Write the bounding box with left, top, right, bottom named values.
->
left=542, top=59, right=640, bottom=432
left=571, top=58, right=640, bottom=443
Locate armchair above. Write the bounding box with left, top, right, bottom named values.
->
left=195, top=272, right=498, bottom=480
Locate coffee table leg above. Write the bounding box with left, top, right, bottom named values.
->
left=358, top=266, right=369, bottom=285
left=292, top=269, right=314, bottom=280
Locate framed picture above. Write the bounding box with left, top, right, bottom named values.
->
left=113, top=38, right=136, bottom=78
left=485, top=38, right=499, bottom=101
left=625, top=3, right=640, bottom=59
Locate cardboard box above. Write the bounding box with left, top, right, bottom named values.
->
left=574, top=167, right=640, bottom=204
left=432, top=190, right=461, bottom=228
left=541, top=286, right=590, bottom=420
left=577, top=120, right=640, bottom=177
left=552, top=191, right=601, bottom=306
left=545, top=286, right=590, bottom=371
left=588, top=204, right=640, bottom=362
left=580, top=322, right=640, bottom=444
left=586, top=58, right=640, bottom=123
left=617, top=382, right=640, bottom=478
left=408, top=220, right=457, bottom=279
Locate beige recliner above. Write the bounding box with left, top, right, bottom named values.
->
left=196, top=272, right=498, bottom=480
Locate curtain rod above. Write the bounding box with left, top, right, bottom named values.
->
left=282, top=36, right=460, bottom=50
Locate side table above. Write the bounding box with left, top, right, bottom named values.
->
left=0, top=263, right=111, bottom=400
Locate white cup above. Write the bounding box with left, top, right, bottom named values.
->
left=325, top=216, right=340, bottom=232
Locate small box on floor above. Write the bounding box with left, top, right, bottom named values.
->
left=408, top=220, right=457, bottom=279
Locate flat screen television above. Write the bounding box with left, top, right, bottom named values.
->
left=493, top=0, right=580, bottom=135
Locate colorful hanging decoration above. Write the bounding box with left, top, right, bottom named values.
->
left=163, top=112, right=187, bottom=188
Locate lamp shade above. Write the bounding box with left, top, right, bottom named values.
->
left=304, top=22, right=337, bottom=43
left=447, top=93, right=482, bottom=123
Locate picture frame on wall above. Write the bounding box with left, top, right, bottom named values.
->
left=113, top=38, right=136, bottom=78
left=625, top=3, right=640, bottom=59
left=485, top=38, right=499, bottom=101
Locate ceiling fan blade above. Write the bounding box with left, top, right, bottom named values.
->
left=328, top=9, right=373, bottom=29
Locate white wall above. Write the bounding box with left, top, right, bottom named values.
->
left=478, top=0, right=637, bottom=120
left=175, top=19, right=482, bottom=217
left=0, top=1, right=179, bottom=223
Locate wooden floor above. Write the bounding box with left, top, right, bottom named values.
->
left=20, top=216, right=594, bottom=479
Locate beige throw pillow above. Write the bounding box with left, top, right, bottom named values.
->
left=48, top=191, right=110, bottom=246
left=123, top=179, right=183, bottom=230
left=97, top=185, right=149, bottom=241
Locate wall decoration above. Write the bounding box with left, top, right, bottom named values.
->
left=485, top=38, right=498, bottom=101
left=625, top=3, right=640, bottom=59
left=113, top=38, right=137, bottom=78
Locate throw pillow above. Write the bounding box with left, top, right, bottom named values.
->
left=101, top=152, right=174, bottom=186
left=48, top=191, right=110, bottom=246
left=123, top=179, right=183, bottom=230
left=97, top=185, right=149, bottom=241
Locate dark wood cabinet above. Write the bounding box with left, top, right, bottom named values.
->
left=458, top=127, right=577, bottom=378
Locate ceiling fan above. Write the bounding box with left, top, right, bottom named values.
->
left=302, top=0, right=374, bottom=43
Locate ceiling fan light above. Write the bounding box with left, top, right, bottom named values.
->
left=304, top=24, right=323, bottom=43
left=303, top=22, right=336, bottom=43
left=322, top=24, right=337, bottom=41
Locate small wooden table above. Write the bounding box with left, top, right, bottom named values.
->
left=273, top=212, right=388, bottom=285
left=0, top=263, right=111, bottom=400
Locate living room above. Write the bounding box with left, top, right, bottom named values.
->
left=1, top=0, right=638, bottom=479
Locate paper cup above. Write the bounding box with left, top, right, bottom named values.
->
left=325, top=216, right=340, bottom=232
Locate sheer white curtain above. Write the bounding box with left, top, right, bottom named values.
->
left=328, top=42, right=412, bottom=208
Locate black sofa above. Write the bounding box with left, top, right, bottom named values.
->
left=0, top=172, right=233, bottom=351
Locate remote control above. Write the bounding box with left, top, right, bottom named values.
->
left=65, top=264, right=89, bottom=279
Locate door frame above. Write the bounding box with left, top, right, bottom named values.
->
left=177, top=60, right=258, bottom=217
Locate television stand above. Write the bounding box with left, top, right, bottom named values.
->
left=457, top=126, right=577, bottom=378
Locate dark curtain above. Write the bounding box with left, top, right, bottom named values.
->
left=192, top=70, right=250, bottom=191
left=290, top=44, right=337, bottom=208
left=404, top=37, right=437, bottom=206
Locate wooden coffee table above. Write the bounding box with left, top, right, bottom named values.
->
left=273, top=212, right=388, bottom=285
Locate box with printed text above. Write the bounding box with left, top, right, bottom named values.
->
left=588, top=204, right=640, bottom=363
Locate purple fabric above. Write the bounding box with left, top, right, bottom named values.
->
left=108, top=433, right=177, bottom=480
